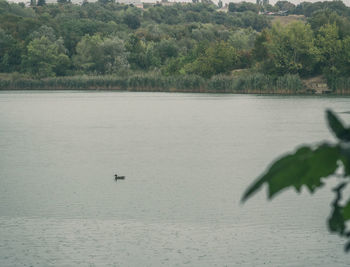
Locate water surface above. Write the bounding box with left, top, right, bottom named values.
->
left=0, top=91, right=350, bottom=266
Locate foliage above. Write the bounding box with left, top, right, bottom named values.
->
left=261, top=22, right=319, bottom=76
left=28, top=25, right=57, bottom=42
left=328, top=76, right=350, bottom=93
left=308, top=10, right=350, bottom=38
left=57, top=0, right=70, bottom=4
left=217, top=0, right=222, bottom=9
left=74, top=34, right=129, bottom=75
left=242, top=110, right=350, bottom=251
left=0, top=72, right=306, bottom=93
left=316, top=23, right=344, bottom=78
left=228, top=28, right=257, bottom=50
left=37, top=0, right=45, bottom=6
left=275, top=1, right=295, bottom=12
left=22, top=36, right=70, bottom=77
left=183, top=41, right=238, bottom=78
left=294, top=1, right=350, bottom=18
left=0, top=28, right=22, bottom=72
left=0, top=0, right=349, bottom=85
left=123, top=8, right=141, bottom=29
left=275, top=73, right=303, bottom=91
left=228, top=2, right=259, bottom=13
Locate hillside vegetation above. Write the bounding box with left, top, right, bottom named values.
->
left=0, top=0, right=350, bottom=93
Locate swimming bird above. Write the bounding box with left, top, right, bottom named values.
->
left=115, top=174, right=125, bottom=181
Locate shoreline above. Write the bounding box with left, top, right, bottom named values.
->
left=1, top=74, right=349, bottom=95
left=1, top=87, right=350, bottom=95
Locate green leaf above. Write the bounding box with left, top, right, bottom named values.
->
left=340, top=146, right=350, bottom=176
left=345, top=242, right=350, bottom=252
left=342, top=200, right=350, bottom=221
left=328, top=183, right=350, bottom=251
left=329, top=183, right=347, bottom=235
left=326, top=110, right=350, bottom=142
left=329, top=206, right=346, bottom=234
left=242, top=143, right=341, bottom=202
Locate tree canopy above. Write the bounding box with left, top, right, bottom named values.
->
left=0, top=0, right=349, bottom=82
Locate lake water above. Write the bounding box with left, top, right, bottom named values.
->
left=0, top=91, right=350, bottom=266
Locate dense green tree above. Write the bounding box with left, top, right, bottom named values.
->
left=274, top=1, right=295, bottom=12
left=99, top=37, right=129, bottom=73
left=125, top=35, right=148, bottom=70
left=201, top=0, right=214, bottom=5
left=295, top=0, right=349, bottom=18
left=218, top=0, right=222, bottom=8
left=230, top=2, right=259, bottom=13
left=28, top=25, right=57, bottom=42
left=97, top=0, right=114, bottom=5
left=56, top=18, right=114, bottom=55
left=123, top=8, right=141, bottom=29
left=183, top=41, right=238, bottom=78
left=74, top=34, right=102, bottom=72
left=37, top=0, right=46, bottom=6
left=22, top=36, right=70, bottom=77
left=239, top=11, right=270, bottom=31
left=252, top=29, right=268, bottom=62
left=74, top=34, right=129, bottom=74
left=154, top=39, right=178, bottom=64
left=228, top=2, right=236, bottom=12
left=262, top=22, right=319, bottom=76
left=0, top=28, right=22, bottom=72
left=339, top=36, right=350, bottom=76
left=144, top=42, right=162, bottom=68
left=308, top=10, right=350, bottom=39
left=228, top=29, right=257, bottom=50
left=0, top=0, right=349, bottom=83
left=315, top=23, right=342, bottom=77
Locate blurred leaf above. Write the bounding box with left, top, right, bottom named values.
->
left=340, top=146, right=350, bottom=176
left=243, top=109, right=350, bottom=252
left=345, top=242, right=350, bottom=252
left=326, top=110, right=350, bottom=142
left=329, top=206, right=346, bottom=234
left=342, top=200, right=350, bottom=221
left=242, top=143, right=341, bottom=202
left=329, top=183, right=347, bottom=234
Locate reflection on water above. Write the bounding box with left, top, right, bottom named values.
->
left=0, top=91, right=350, bottom=266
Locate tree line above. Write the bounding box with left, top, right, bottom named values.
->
left=0, top=0, right=349, bottom=91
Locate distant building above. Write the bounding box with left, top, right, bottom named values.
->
left=134, top=2, right=143, bottom=8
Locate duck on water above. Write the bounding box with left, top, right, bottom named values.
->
left=115, top=174, right=125, bottom=181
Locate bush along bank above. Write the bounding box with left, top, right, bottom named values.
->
left=0, top=73, right=331, bottom=94
left=1, top=1, right=350, bottom=88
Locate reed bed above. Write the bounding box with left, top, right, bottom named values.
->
left=0, top=73, right=316, bottom=94
left=328, top=77, right=350, bottom=94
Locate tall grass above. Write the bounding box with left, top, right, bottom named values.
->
left=275, top=74, right=304, bottom=93
left=208, top=73, right=304, bottom=94
left=0, top=74, right=206, bottom=92
left=233, top=73, right=274, bottom=93
left=0, top=75, right=128, bottom=90
left=0, top=73, right=307, bottom=94
left=328, top=77, right=350, bottom=94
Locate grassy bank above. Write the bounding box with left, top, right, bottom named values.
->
left=1, top=73, right=349, bottom=94
left=328, top=77, right=350, bottom=95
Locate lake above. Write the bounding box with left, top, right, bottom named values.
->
left=0, top=91, right=350, bottom=266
